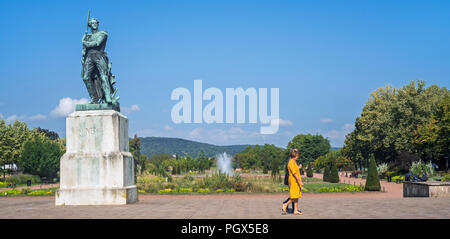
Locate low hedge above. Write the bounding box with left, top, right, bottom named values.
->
left=6, top=174, right=42, bottom=185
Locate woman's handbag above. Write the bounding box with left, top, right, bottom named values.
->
left=284, top=164, right=289, bottom=185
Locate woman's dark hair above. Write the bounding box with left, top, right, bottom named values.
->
left=289, top=148, right=298, bottom=158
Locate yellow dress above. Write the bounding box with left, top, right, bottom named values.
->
left=288, top=159, right=302, bottom=199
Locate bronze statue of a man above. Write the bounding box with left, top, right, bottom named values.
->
left=82, top=17, right=119, bottom=106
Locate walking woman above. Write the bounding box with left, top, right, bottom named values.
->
left=282, top=148, right=304, bottom=215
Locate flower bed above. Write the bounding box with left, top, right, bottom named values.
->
left=137, top=173, right=368, bottom=194
left=0, top=188, right=56, bottom=197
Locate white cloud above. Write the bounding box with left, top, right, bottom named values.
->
left=51, top=97, right=89, bottom=118
left=322, top=123, right=355, bottom=147
left=189, top=128, right=203, bottom=139
left=343, top=123, right=354, bottom=132
left=216, top=127, right=247, bottom=142
left=130, top=104, right=140, bottom=111
left=28, top=114, right=47, bottom=121
left=163, top=124, right=173, bottom=131
left=4, top=114, right=47, bottom=123
left=323, top=130, right=337, bottom=139
left=0, top=113, right=3, bottom=119
left=6, top=115, right=23, bottom=122
left=271, top=118, right=293, bottom=127
left=122, top=104, right=140, bottom=114
left=320, top=118, right=333, bottom=123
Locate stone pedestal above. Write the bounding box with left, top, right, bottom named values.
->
left=403, top=182, right=450, bottom=198
left=55, top=110, right=138, bottom=205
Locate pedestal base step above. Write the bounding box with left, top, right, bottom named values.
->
left=55, top=185, right=137, bottom=205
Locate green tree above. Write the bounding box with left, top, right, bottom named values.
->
left=0, top=120, right=32, bottom=180
left=18, top=131, right=65, bottom=179
left=415, top=95, right=450, bottom=170
left=149, top=153, right=173, bottom=178
left=130, top=134, right=148, bottom=178
left=287, top=134, right=330, bottom=164
left=344, top=80, right=449, bottom=170
left=139, top=154, right=148, bottom=175
left=365, top=155, right=381, bottom=191
left=0, top=119, right=11, bottom=179
left=433, top=95, right=450, bottom=170
left=314, top=149, right=347, bottom=170
left=35, top=127, right=59, bottom=140
left=342, top=129, right=370, bottom=171
left=232, top=144, right=284, bottom=172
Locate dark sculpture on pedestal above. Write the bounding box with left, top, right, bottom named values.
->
left=78, top=12, right=120, bottom=112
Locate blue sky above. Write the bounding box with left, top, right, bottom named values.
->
left=0, top=0, right=449, bottom=147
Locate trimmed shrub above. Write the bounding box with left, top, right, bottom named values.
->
left=365, top=155, right=381, bottom=191
left=323, top=163, right=330, bottom=182
left=329, top=160, right=340, bottom=183
left=6, top=174, right=41, bottom=185
left=306, top=163, right=314, bottom=178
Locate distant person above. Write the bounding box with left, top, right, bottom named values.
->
left=283, top=162, right=303, bottom=213
left=282, top=148, right=304, bottom=215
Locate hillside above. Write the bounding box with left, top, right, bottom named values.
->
left=139, top=137, right=253, bottom=158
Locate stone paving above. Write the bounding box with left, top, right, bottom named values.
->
left=1, top=173, right=449, bottom=219
left=1, top=193, right=449, bottom=219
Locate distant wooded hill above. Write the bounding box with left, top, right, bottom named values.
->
left=139, top=137, right=253, bottom=158
left=138, top=136, right=341, bottom=159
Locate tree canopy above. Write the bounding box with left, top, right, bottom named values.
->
left=0, top=120, right=66, bottom=180
left=19, top=131, right=65, bottom=179
left=342, top=80, right=449, bottom=171
left=232, top=144, right=285, bottom=172
left=287, top=134, right=331, bottom=164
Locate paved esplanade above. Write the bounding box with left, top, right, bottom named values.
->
left=2, top=174, right=449, bottom=218
left=1, top=193, right=449, bottom=219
